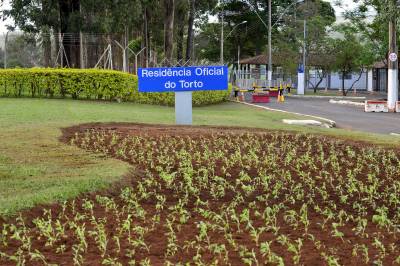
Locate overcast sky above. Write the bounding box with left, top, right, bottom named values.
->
left=0, top=0, right=359, bottom=35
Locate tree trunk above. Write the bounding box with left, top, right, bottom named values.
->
left=342, top=71, right=346, bottom=96
left=58, top=0, right=81, bottom=68
left=313, top=70, right=326, bottom=93
left=42, top=27, right=52, bottom=67
left=164, top=0, right=175, bottom=64
left=42, top=0, right=51, bottom=67
left=53, top=29, right=59, bottom=66
left=144, top=6, right=150, bottom=67
left=176, top=2, right=186, bottom=62
left=185, top=0, right=195, bottom=62
left=347, top=69, right=364, bottom=95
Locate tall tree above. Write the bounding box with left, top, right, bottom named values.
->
left=175, top=0, right=187, bottom=62
left=58, top=0, right=80, bottom=68
left=331, top=24, right=375, bottom=95
left=164, top=0, right=175, bottom=62
left=185, top=0, right=195, bottom=61
left=4, top=0, right=59, bottom=66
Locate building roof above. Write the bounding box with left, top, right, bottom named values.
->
left=239, top=53, right=336, bottom=67
left=239, top=54, right=269, bottom=65
left=373, top=60, right=387, bottom=69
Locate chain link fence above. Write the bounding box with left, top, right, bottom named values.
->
left=1, top=32, right=221, bottom=72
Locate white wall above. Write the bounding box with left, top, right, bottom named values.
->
left=308, top=71, right=368, bottom=90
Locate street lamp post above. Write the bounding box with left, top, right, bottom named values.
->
left=221, top=20, right=247, bottom=65
left=266, top=0, right=304, bottom=85
left=268, top=0, right=272, bottom=82
left=298, top=20, right=307, bottom=95
left=220, top=13, right=224, bottom=65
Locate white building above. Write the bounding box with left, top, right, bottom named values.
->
left=308, top=70, right=369, bottom=91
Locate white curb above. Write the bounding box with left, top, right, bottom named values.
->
left=329, top=99, right=365, bottom=107
left=232, top=100, right=336, bottom=128
left=289, top=95, right=366, bottom=100
left=390, top=133, right=400, bottom=137
left=283, top=119, right=324, bottom=127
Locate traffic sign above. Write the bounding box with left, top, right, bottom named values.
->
left=389, top=53, right=398, bottom=62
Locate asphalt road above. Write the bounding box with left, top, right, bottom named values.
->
left=254, top=97, right=400, bottom=134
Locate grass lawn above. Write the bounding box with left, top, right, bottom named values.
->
left=0, top=98, right=399, bottom=216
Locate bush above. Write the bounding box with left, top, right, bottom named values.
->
left=0, top=68, right=231, bottom=106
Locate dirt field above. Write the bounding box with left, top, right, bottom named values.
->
left=1, top=123, right=400, bottom=265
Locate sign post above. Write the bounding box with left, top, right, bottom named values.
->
left=175, top=91, right=193, bottom=125
left=138, top=66, right=228, bottom=125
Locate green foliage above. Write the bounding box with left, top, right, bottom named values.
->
left=0, top=68, right=231, bottom=106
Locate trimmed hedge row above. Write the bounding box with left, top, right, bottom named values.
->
left=0, top=68, right=231, bottom=106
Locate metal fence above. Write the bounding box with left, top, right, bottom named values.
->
left=233, top=69, right=293, bottom=89
left=1, top=32, right=292, bottom=90
left=1, top=32, right=227, bottom=73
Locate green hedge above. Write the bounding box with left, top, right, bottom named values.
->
left=0, top=68, right=231, bottom=106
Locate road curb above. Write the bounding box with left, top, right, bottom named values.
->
left=329, top=99, right=365, bottom=107
left=231, top=100, right=336, bottom=128
left=282, top=119, right=331, bottom=128
left=288, top=95, right=366, bottom=100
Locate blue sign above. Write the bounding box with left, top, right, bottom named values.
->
left=138, top=66, right=228, bottom=92
left=298, top=64, right=304, bottom=73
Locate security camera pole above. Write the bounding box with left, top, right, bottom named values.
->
left=388, top=0, right=399, bottom=111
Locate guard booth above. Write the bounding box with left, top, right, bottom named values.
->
left=233, top=54, right=293, bottom=103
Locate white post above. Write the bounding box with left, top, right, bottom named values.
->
left=175, top=91, right=192, bottom=125
left=367, top=69, right=373, bottom=92
left=388, top=15, right=398, bottom=111
left=297, top=68, right=305, bottom=95
left=303, top=20, right=307, bottom=93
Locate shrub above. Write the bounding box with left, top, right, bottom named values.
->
left=0, top=68, right=231, bottom=106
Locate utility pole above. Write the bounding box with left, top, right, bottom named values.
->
left=220, top=11, right=224, bottom=65
left=297, top=20, right=307, bottom=95
left=303, top=19, right=307, bottom=92
left=268, top=0, right=272, bottom=83
left=388, top=0, right=398, bottom=111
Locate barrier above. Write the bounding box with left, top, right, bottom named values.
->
left=233, top=81, right=292, bottom=103
left=397, top=101, right=400, bottom=113
left=364, top=101, right=388, bottom=113
left=252, top=93, right=270, bottom=103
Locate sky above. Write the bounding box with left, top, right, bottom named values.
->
left=0, top=0, right=359, bottom=35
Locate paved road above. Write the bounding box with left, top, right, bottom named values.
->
left=254, top=97, right=400, bottom=134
